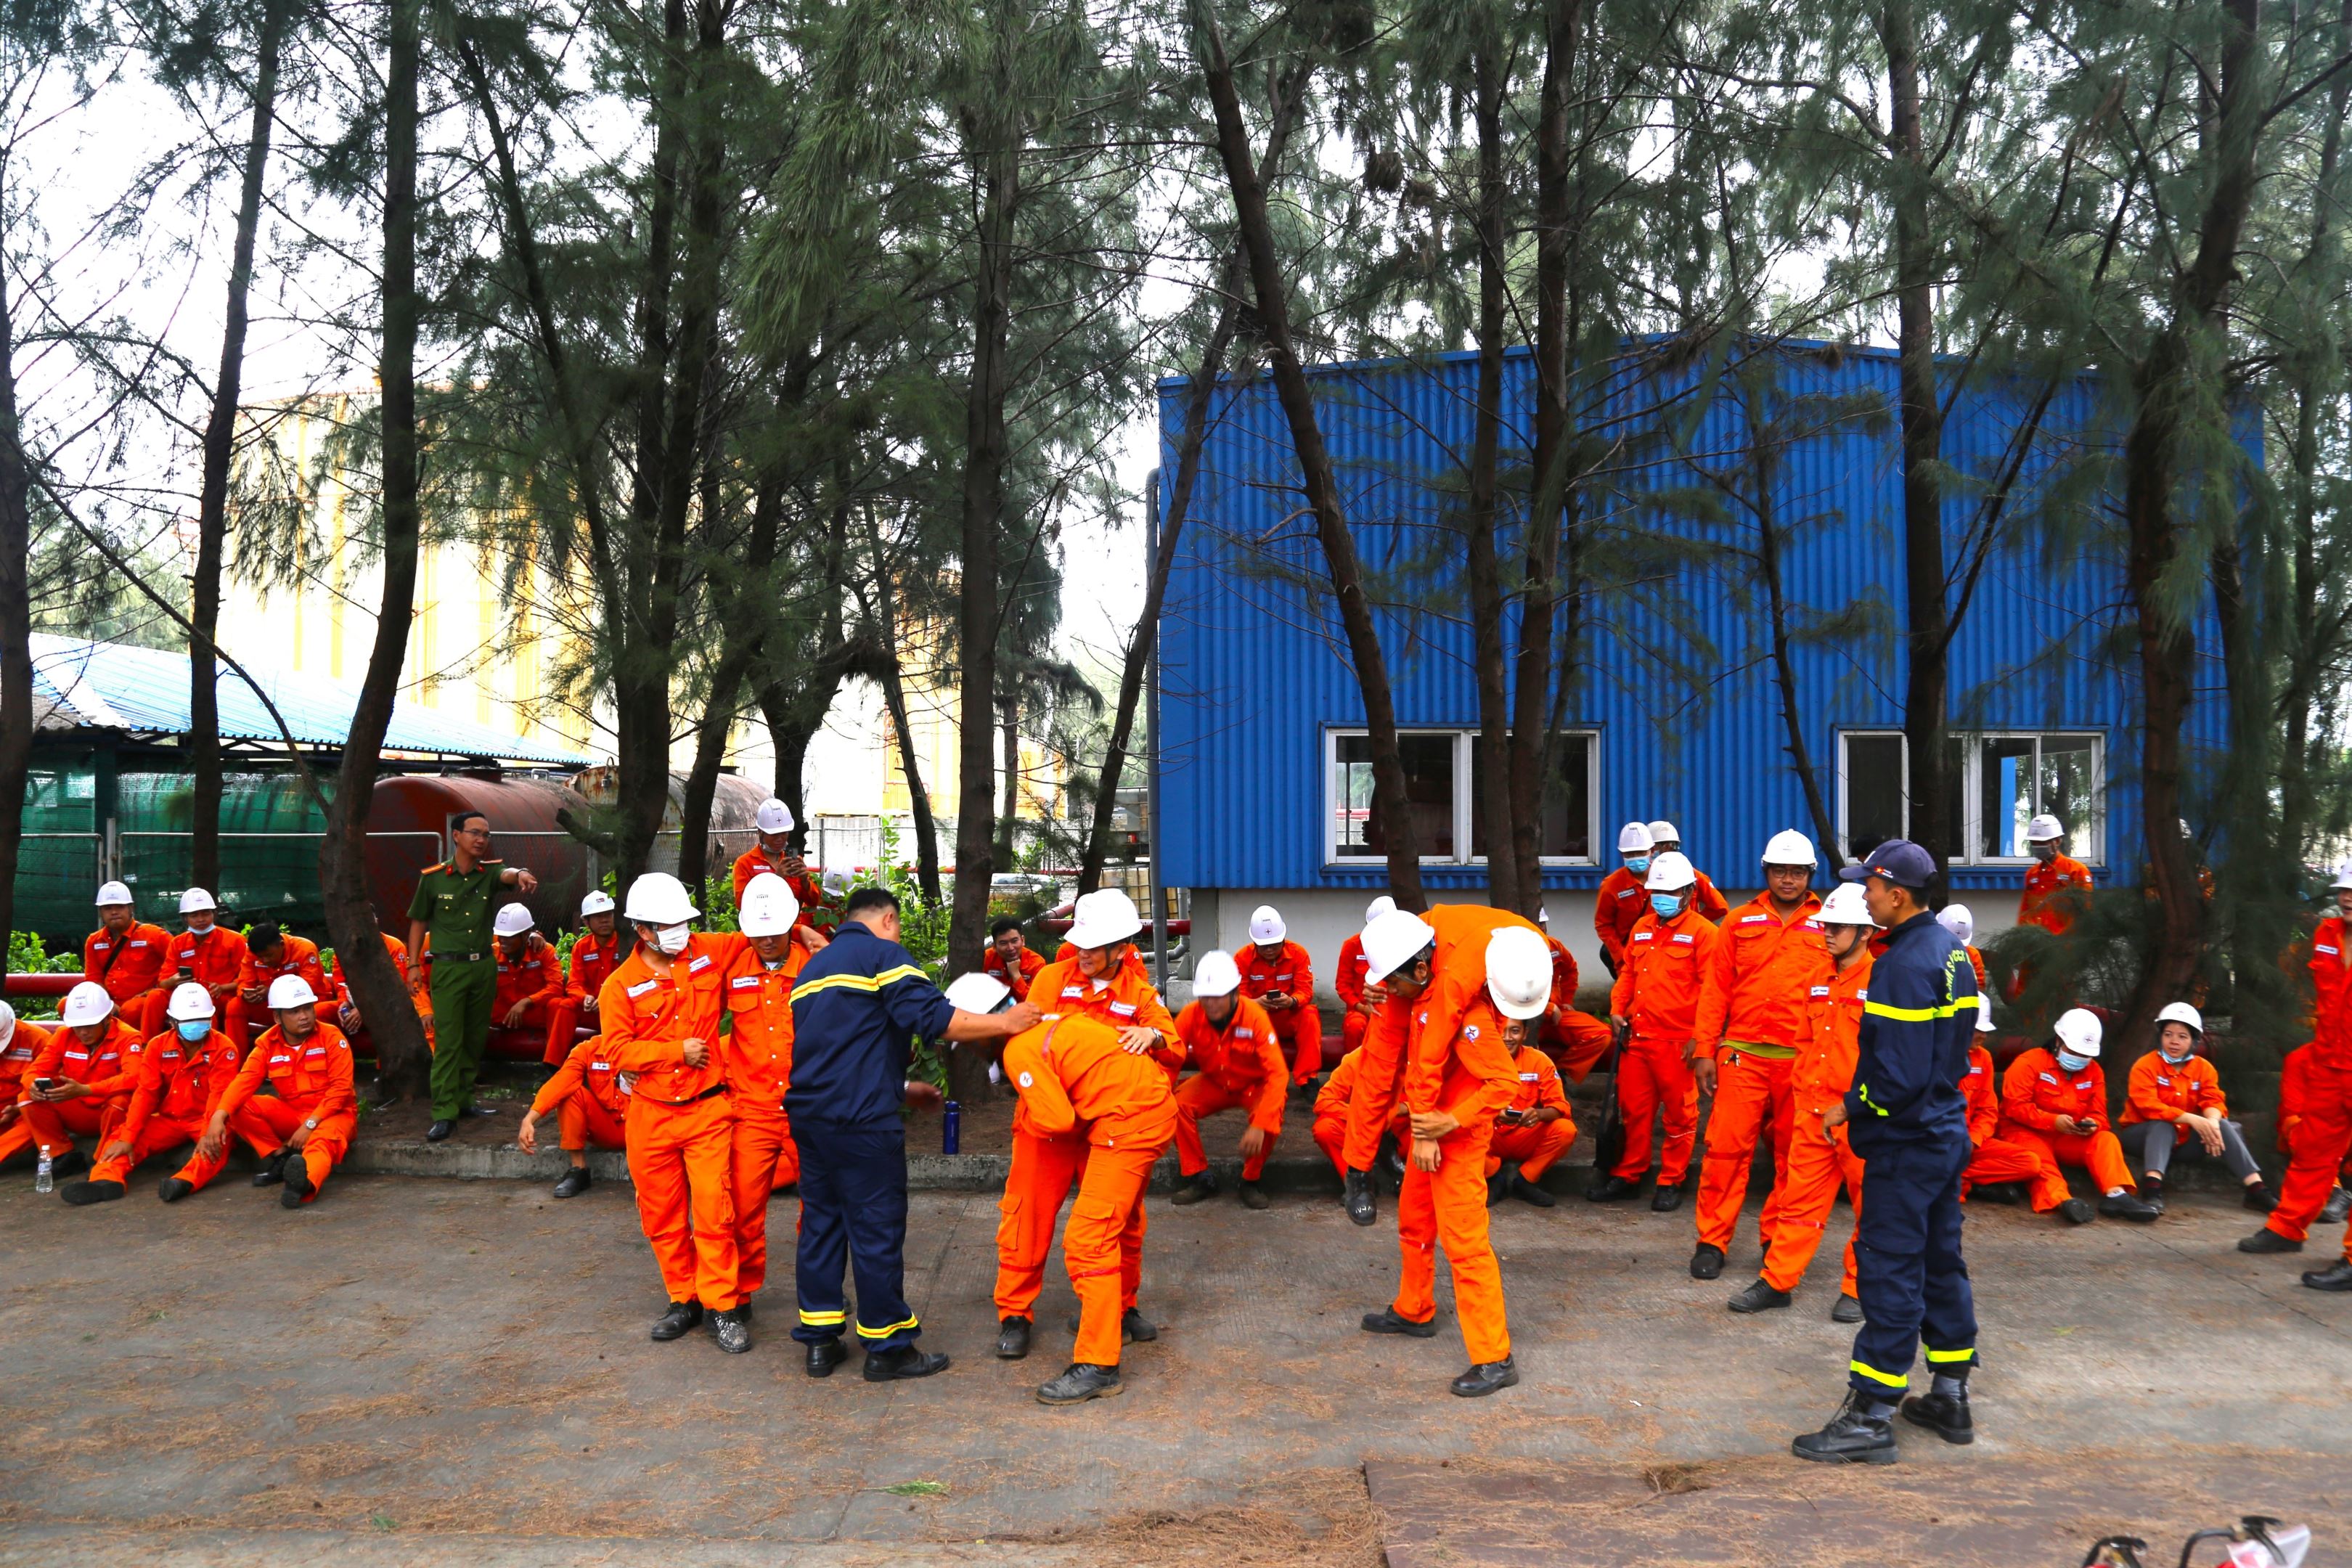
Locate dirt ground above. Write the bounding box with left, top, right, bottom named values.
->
left=2, top=1172, right=2347, bottom=1566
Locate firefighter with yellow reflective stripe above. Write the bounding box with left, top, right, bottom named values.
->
left=1794, top=838, right=1980, bottom=1465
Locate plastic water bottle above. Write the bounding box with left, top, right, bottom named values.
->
left=35, top=1153, right=52, bottom=1194
left=942, top=1100, right=961, bottom=1156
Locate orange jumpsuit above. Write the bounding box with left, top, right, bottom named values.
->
left=83, top=921, right=172, bottom=1039
left=984, top=944, right=1047, bottom=1001
left=1345, top=904, right=1543, bottom=1174
left=1965, top=944, right=1988, bottom=993
left=187, top=1021, right=357, bottom=1199
left=995, top=957, right=1181, bottom=1322
left=1761, top=954, right=1869, bottom=1297
left=1002, top=1013, right=1179, bottom=1366
left=1484, top=1045, right=1576, bottom=1180
left=238, top=936, right=330, bottom=1018
left=2000, top=1045, right=2134, bottom=1195
left=728, top=849, right=827, bottom=934
left=17, top=1017, right=144, bottom=1156
left=165, top=925, right=252, bottom=1049
left=2020, top=855, right=2095, bottom=935
left=92, top=1026, right=240, bottom=1188
left=491, top=933, right=580, bottom=1066
left=1538, top=935, right=1613, bottom=1082
left=2120, top=1049, right=2228, bottom=1146
left=1390, top=997, right=1519, bottom=1363
left=1312, top=1047, right=1407, bottom=1177
left=1605, top=906, right=1723, bottom=1184
left=1172, top=996, right=1286, bottom=1180
left=2260, top=920, right=2352, bottom=1251
left=564, top=928, right=619, bottom=1041
left=1237, top=940, right=1320, bottom=1082
left=529, top=1037, right=630, bottom=1154
left=600, top=937, right=740, bottom=1311
left=1691, top=894, right=1826, bottom=1251
left=0, top=1018, right=52, bottom=1166
left=1335, top=934, right=1374, bottom=1055
left=718, top=932, right=808, bottom=1302
left=1959, top=1044, right=2068, bottom=1209
left=2279, top=1042, right=2352, bottom=1185
left=1594, top=867, right=1649, bottom=974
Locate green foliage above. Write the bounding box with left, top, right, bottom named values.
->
left=7, top=931, right=81, bottom=975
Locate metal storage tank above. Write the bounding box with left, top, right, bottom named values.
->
left=565, top=766, right=768, bottom=889
left=365, top=772, right=595, bottom=936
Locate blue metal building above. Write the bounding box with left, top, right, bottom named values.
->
left=1153, top=339, right=2228, bottom=988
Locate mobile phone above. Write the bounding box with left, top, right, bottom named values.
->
left=32, top=1078, right=55, bottom=1094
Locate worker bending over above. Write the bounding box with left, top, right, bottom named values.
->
left=2239, top=865, right=2352, bottom=1290
left=1485, top=1026, right=1574, bottom=1207
left=490, top=904, right=581, bottom=1066
left=1731, top=881, right=1871, bottom=1321
left=1998, top=1009, right=2159, bottom=1221
left=2119, top=1003, right=2272, bottom=1214
left=1689, top=830, right=1828, bottom=1280
left=1361, top=924, right=1551, bottom=1398
left=85, top=881, right=171, bottom=1040
left=565, top=891, right=622, bottom=1039
left=986, top=918, right=1046, bottom=1000
left=1593, top=853, right=1723, bottom=1209
left=717, top=874, right=812, bottom=1308
left=54, top=984, right=234, bottom=1204
left=16, top=982, right=143, bottom=1177
left=1334, top=896, right=1394, bottom=1057
left=1959, top=1008, right=2073, bottom=1217
left=166, top=889, right=250, bottom=1048
left=189, top=976, right=357, bottom=1207
left=1169, top=950, right=1286, bottom=1209
left=2277, top=1040, right=2352, bottom=1227
left=518, top=1034, right=628, bottom=1199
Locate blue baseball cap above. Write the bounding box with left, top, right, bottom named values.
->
left=1838, top=838, right=1935, bottom=889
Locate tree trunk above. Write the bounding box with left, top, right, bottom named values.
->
left=876, top=653, right=943, bottom=905
left=677, top=454, right=792, bottom=894
left=995, top=690, right=1018, bottom=866
left=189, top=0, right=290, bottom=896
left=1466, top=41, right=1519, bottom=915
left=322, top=0, right=430, bottom=1098
left=1194, top=0, right=1424, bottom=905
left=0, top=164, right=32, bottom=953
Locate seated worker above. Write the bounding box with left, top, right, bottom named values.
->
left=85, top=881, right=171, bottom=1040
left=1592, top=852, right=1723, bottom=1209
left=729, top=798, right=830, bottom=944
left=1334, top=895, right=1395, bottom=1058
left=489, top=903, right=581, bottom=1064
left=1310, top=1045, right=1408, bottom=1187
left=1645, top=822, right=1730, bottom=923
left=1485, top=1024, right=1575, bottom=1208
left=16, top=981, right=143, bottom=1177
left=717, top=874, right=811, bottom=1310
left=2279, top=1040, right=2352, bottom=1226
left=1998, top=1008, right=2160, bottom=1221
left=984, top=917, right=1046, bottom=1001
left=1594, top=824, right=1657, bottom=978
left=0, top=1002, right=48, bottom=1167
left=187, top=975, right=358, bottom=1208
left=957, top=976, right=1177, bottom=1406
left=1237, top=905, right=1320, bottom=1086
left=1936, top=905, right=1988, bottom=992
left=2119, top=1002, right=2274, bottom=1214
left=1168, top=950, right=1286, bottom=1210
left=566, top=890, right=622, bottom=1039
left=166, top=888, right=250, bottom=1048
left=330, top=929, right=412, bottom=1040
left=60, top=983, right=240, bottom=1204
left=1960, top=1006, right=2076, bottom=1220
left=518, top=1034, right=628, bottom=1199
left=1535, top=918, right=1614, bottom=1082
left=237, top=923, right=329, bottom=1033
left=1360, top=926, right=1555, bottom=1399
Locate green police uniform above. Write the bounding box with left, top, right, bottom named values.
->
left=409, top=857, right=505, bottom=1120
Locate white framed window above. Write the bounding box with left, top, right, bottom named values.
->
left=1834, top=730, right=2106, bottom=867
left=1327, top=728, right=1599, bottom=867
left=1837, top=730, right=1908, bottom=860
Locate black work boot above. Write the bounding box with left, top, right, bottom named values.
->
left=2322, top=1186, right=2352, bottom=1225
left=1238, top=1180, right=1270, bottom=1211
left=425, top=1119, right=454, bottom=1142
left=1344, top=1168, right=1377, bottom=1226
left=1360, top=1305, right=1437, bottom=1338
left=60, top=1178, right=124, bottom=1206
left=1585, top=1171, right=1640, bottom=1202
left=157, top=1176, right=194, bottom=1203
left=1650, top=1180, right=1685, bottom=1213
left=280, top=1156, right=314, bottom=1205
left=707, top=1308, right=751, bottom=1354
left=650, top=1300, right=703, bottom=1341
left=863, top=1345, right=950, bottom=1381
left=1063, top=1307, right=1156, bottom=1344
left=2303, top=1260, right=2352, bottom=1291
left=2139, top=1172, right=2165, bottom=1214
left=2242, top=1182, right=2277, bottom=1214
left=251, top=1149, right=288, bottom=1188
left=552, top=1166, right=592, bottom=1199
left=2057, top=1197, right=2095, bottom=1225
left=1727, top=1278, right=1792, bottom=1314
left=2239, top=1226, right=2303, bottom=1254
left=1486, top=1170, right=1511, bottom=1206
left=1972, top=1182, right=2022, bottom=1205
left=1900, top=1387, right=1975, bottom=1445
left=49, top=1151, right=89, bottom=1179
left=804, top=1339, right=847, bottom=1378
left=1035, top=1363, right=1122, bottom=1405
left=1379, top=1146, right=1408, bottom=1193
left=1831, top=1293, right=1864, bottom=1324
left=1449, top=1357, right=1518, bottom=1397
left=1791, top=1387, right=1898, bottom=1465
left=1169, top=1172, right=1218, bottom=1206
left=2099, top=1190, right=2160, bottom=1222
left=995, top=1316, right=1032, bottom=1360
left=1508, top=1172, right=1556, bottom=1208
left=1690, top=1244, right=1726, bottom=1281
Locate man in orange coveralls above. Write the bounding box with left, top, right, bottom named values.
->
left=489, top=903, right=581, bottom=1065
left=1334, top=895, right=1395, bottom=1057
left=163, top=888, right=250, bottom=1049
left=1646, top=822, right=1730, bottom=922
left=2017, top=814, right=2094, bottom=935
left=1237, top=904, right=1321, bottom=1085
left=84, top=881, right=171, bottom=1040
left=565, top=890, right=623, bottom=1044
left=1167, top=949, right=1286, bottom=1210
left=1484, top=1022, right=1575, bottom=1207
left=2240, top=863, right=2352, bottom=1289
left=1593, top=853, right=1723, bottom=1209
left=1689, top=830, right=1829, bottom=1281
left=517, top=1032, right=628, bottom=1199
left=1998, top=1008, right=2160, bottom=1222
left=993, top=887, right=1181, bottom=1363
left=57, top=983, right=238, bottom=1204
left=237, top=922, right=329, bottom=1030
left=184, top=975, right=357, bottom=1208
left=1339, top=901, right=1543, bottom=1228
left=1535, top=922, right=1614, bottom=1082
left=714, top=873, right=812, bottom=1307
left=964, top=976, right=1179, bottom=1406
left=985, top=918, right=1047, bottom=1000
left=329, top=930, right=415, bottom=1042
left=15, top=981, right=143, bottom=1175
left=1957, top=1006, right=2072, bottom=1216
left=2277, top=1040, right=2352, bottom=1228
left=0, top=1001, right=52, bottom=1169
left=1728, top=881, right=1871, bottom=1320
left=1360, top=923, right=1554, bottom=1398
left=728, top=798, right=831, bottom=945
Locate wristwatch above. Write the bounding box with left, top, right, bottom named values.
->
left=304, top=1117, right=319, bottom=1130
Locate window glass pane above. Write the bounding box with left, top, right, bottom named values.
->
left=1945, top=735, right=1968, bottom=858
left=1842, top=734, right=1906, bottom=858
left=1977, top=736, right=2037, bottom=857
left=1469, top=743, right=1495, bottom=859
left=2038, top=736, right=2099, bottom=856
left=1537, top=734, right=1593, bottom=859
left=1337, top=732, right=1455, bottom=859
left=1336, top=735, right=1376, bottom=854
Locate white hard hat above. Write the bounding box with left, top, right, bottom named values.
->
left=756, top=798, right=796, bottom=835
left=1646, top=820, right=1681, bottom=845
left=1247, top=905, right=1286, bottom=945
left=1484, top=926, right=1554, bottom=1021
left=1617, top=821, right=1654, bottom=854
left=61, top=982, right=114, bottom=1026
left=738, top=873, right=802, bottom=938
left=493, top=902, right=536, bottom=939
left=1066, top=888, right=1143, bottom=950
left=623, top=872, right=699, bottom=926
left=1937, top=904, right=1975, bottom=944
left=1818, top=883, right=1874, bottom=926
left=1976, top=1003, right=1996, bottom=1034
left=1365, top=894, right=1397, bottom=924
left=94, top=880, right=133, bottom=907
left=943, top=972, right=1011, bottom=1014
left=0, top=1000, right=12, bottom=1048
left=2027, top=814, right=2065, bottom=843
left=1192, top=949, right=1243, bottom=998
left=1361, top=908, right=1437, bottom=984
left=2332, top=862, right=2352, bottom=891
left=1645, top=852, right=1696, bottom=891
left=1762, top=830, right=1818, bottom=868
left=580, top=889, right=615, bottom=918
left=267, top=974, right=319, bottom=1010
left=2053, top=1007, right=2102, bottom=1058
left=2155, top=1001, right=2204, bottom=1035
left=179, top=886, right=216, bottom=914
left=165, top=981, right=216, bottom=1022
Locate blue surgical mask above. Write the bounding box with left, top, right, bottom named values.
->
left=2054, top=1048, right=2091, bottom=1073
left=176, top=1019, right=209, bottom=1042
left=1650, top=892, right=1683, bottom=920
left=1625, top=855, right=1650, bottom=874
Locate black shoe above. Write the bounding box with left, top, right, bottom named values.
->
left=1831, top=1293, right=1864, bottom=1324
left=1900, top=1389, right=1974, bottom=1445
left=863, top=1346, right=950, bottom=1381
left=805, top=1338, right=847, bottom=1378
left=463, top=1103, right=500, bottom=1118
left=1450, top=1357, right=1518, bottom=1397
left=1651, top=1181, right=1684, bottom=1213
left=2140, top=1172, right=2165, bottom=1212
left=157, top=1176, right=193, bottom=1204
left=1791, top=1389, right=1898, bottom=1465
left=60, top=1178, right=123, bottom=1206
left=650, top=1300, right=703, bottom=1341
left=1361, top=1305, right=1437, bottom=1338
left=1727, top=1278, right=1792, bottom=1314
left=1238, top=1180, right=1270, bottom=1211
left=1508, top=1172, right=1556, bottom=1208
left=251, top=1149, right=287, bottom=1188
left=707, top=1308, right=751, bottom=1354
left=1035, top=1363, right=1122, bottom=1405
left=280, top=1156, right=313, bottom=1206
left=1170, top=1172, right=1217, bottom=1206
left=2239, top=1227, right=2303, bottom=1254
left=2302, top=1260, right=2352, bottom=1291
left=425, top=1119, right=455, bottom=1143
left=995, top=1316, right=1032, bottom=1360
left=2099, top=1191, right=2160, bottom=1222
left=1344, top=1168, right=1377, bottom=1226
left=49, top=1151, right=89, bottom=1178
left=1487, top=1170, right=1511, bottom=1206
left=1063, top=1307, right=1156, bottom=1343
left=1586, top=1172, right=1639, bottom=1202
left=2322, top=1187, right=2352, bottom=1225
left=2243, top=1183, right=2277, bottom=1214
left=552, top=1167, right=592, bottom=1199
left=1379, top=1147, right=1408, bottom=1193
left=2057, top=1197, right=2095, bottom=1225
left=1974, top=1182, right=2023, bottom=1206
left=1690, top=1244, right=1726, bottom=1281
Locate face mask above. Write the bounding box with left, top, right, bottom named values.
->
left=187, top=920, right=213, bottom=935
left=654, top=923, right=692, bottom=956
left=176, top=1019, right=210, bottom=1042
left=1650, top=893, right=1683, bottom=920
left=2160, top=1045, right=2193, bottom=1065
left=2030, top=843, right=2057, bottom=863
left=2054, top=1048, right=2090, bottom=1073
left=1625, top=856, right=1650, bottom=875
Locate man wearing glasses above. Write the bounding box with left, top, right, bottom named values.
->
left=407, top=811, right=539, bottom=1141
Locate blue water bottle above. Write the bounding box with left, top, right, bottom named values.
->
left=943, top=1100, right=961, bottom=1155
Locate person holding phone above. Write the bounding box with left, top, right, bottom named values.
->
left=16, top=982, right=142, bottom=1177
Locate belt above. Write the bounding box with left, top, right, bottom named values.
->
left=634, top=1083, right=728, bottom=1108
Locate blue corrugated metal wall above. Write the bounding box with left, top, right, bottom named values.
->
left=1155, top=340, right=2231, bottom=894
